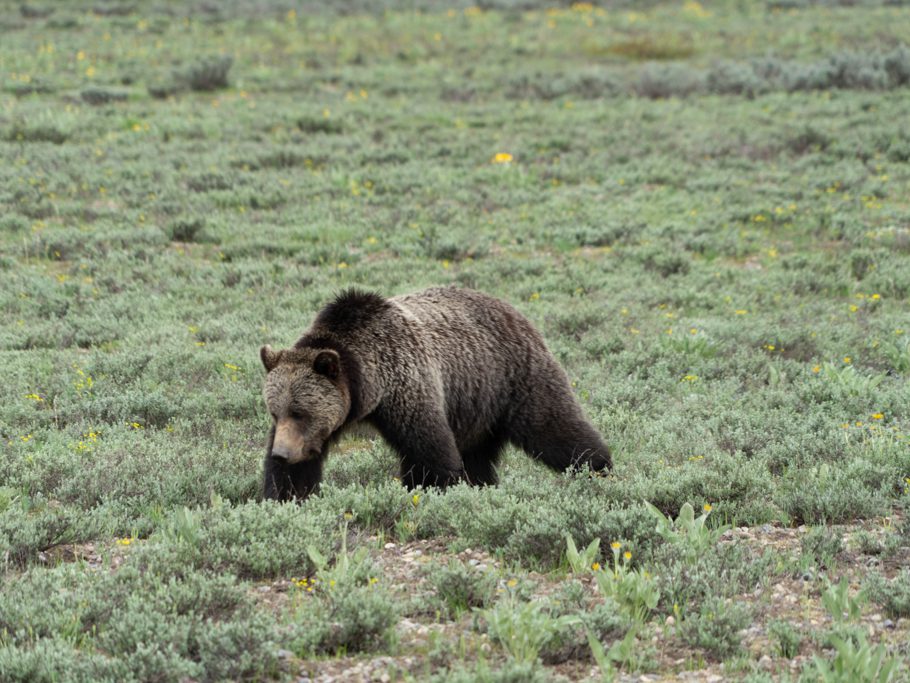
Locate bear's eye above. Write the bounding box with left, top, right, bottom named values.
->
left=289, top=409, right=306, bottom=421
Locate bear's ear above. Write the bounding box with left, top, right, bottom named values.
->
left=260, top=345, right=281, bottom=372
left=313, top=350, right=341, bottom=380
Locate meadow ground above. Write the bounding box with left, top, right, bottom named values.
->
left=1, top=0, right=910, bottom=680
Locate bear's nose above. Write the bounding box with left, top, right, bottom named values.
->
left=271, top=443, right=294, bottom=460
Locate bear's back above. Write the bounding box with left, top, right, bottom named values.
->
left=390, top=287, right=548, bottom=434
left=392, top=286, right=543, bottom=353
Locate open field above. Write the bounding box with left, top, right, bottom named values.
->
left=1, top=0, right=910, bottom=680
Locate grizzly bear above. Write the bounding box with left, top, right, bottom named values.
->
left=260, top=286, right=611, bottom=501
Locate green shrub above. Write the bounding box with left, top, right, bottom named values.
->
left=430, top=659, right=552, bottom=683
left=769, top=619, right=803, bottom=658
left=801, top=526, right=844, bottom=569
left=145, top=498, right=336, bottom=578
left=679, top=597, right=751, bottom=660
left=776, top=464, right=889, bottom=525
left=540, top=585, right=628, bottom=665
left=422, top=559, right=498, bottom=618
left=864, top=570, right=910, bottom=619
left=481, top=597, right=578, bottom=665
left=804, top=634, right=901, bottom=683
left=0, top=562, right=281, bottom=682
left=178, top=56, right=233, bottom=92
left=654, top=540, right=772, bottom=614
left=290, top=583, right=398, bottom=655
left=0, top=639, right=131, bottom=683
left=0, top=494, right=99, bottom=567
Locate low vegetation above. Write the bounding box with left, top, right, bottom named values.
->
left=1, top=0, right=908, bottom=680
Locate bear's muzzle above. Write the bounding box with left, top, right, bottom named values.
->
left=272, top=420, right=309, bottom=464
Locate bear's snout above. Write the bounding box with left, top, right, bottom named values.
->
left=272, top=420, right=308, bottom=463
left=270, top=442, right=297, bottom=461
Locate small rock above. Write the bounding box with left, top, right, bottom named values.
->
left=802, top=571, right=814, bottom=581
left=384, top=542, right=396, bottom=549
left=276, top=649, right=293, bottom=660
left=468, top=559, right=479, bottom=566
left=258, top=585, right=271, bottom=593
left=884, top=619, right=895, bottom=629
left=761, top=524, right=773, bottom=533
left=665, top=615, right=676, bottom=626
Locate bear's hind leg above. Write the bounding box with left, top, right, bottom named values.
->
left=461, top=433, right=507, bottom=485
left=509, top=393, right=611, bottom=474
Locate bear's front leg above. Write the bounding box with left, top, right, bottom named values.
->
left=263, top=455, right=324, bottom=501
left=371, top=402, right=466, bottom=490
left=262, top=425, right=324, bottom=501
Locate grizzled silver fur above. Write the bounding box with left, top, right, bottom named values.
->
left=260, top=286, right=611, bottom=501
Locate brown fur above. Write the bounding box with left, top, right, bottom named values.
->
left=260, top=286, right=611, bottom=501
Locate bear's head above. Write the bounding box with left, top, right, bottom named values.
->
left=260, top=345, right=351, bottom=464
